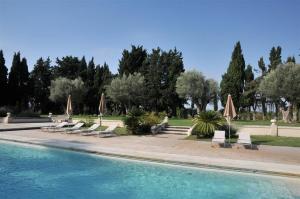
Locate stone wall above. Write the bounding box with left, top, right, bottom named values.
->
left=237, top=125, right=300, bottom=138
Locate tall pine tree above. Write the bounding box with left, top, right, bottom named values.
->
left=8, top=52, right=30, bottom=110
left=118, top=45, right=147, bottom=76
left=220, top=41, right=245, bottom=111
left=0, top=50, right=8, bottom=106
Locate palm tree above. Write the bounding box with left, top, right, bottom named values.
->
left=193, top=111, right=223, bottom=138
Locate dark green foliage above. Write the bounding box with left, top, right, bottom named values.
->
left=54, top=56, right=82, bottom=79
left=286, top=56, right=296, bottom=63
left=258, top=57, right=266, bottom=76
left=118, top=45, right=147, bottom=76
left=141, top=48, right=184, bottom=115
left=268, top=46, right=282, bottom=71
left=30, top=57, right=52, bottom=113
left=242, top=65, right=256, bottom=111
left=192, top=111, right=223, bottom=138
left=0, top=50, right=8, bottom=106
left=8, top=52, right=30, bottom=110
left=123, top=108, right=144, bottom=134
left=257, top=57, right=267, bottom=118
left=123, top=108, right=163, bottom=135
left=79, top=56, right=87, bottom=81
left=84, top=58, right=97, bottom=113
left=220, top=42, right=245, bottom=111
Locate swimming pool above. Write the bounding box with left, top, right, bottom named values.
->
left=0, top=141, right=299, bottom=199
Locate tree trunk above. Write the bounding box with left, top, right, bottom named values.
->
left=275, top=103, right=279, bottom=119
left=292, top=103, right=298, bottom=122
left=195, top=102, right=201, bottom=114
left=281, top=106, right=291, bottom=123
left=191, top=101, right=195, bottom=117
left=261, top=97, right=267, bottom=120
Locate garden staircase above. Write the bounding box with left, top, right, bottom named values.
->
left=160, top=125, right=190, bottom=135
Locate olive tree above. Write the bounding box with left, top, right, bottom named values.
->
left=176, top=70, right=219, bottom=113
left=259, top=63, right=300, bottom=121
left=106, top=73, right=145, bottom=113
left=49, top=77, right=85, bottom=113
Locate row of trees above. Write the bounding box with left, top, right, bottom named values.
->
left=0, top=46, right=207, bottom=116
left=0, top=50, right=113, bottom=114
left=220, top=42, right=298, bottom=121
left=0, top=43, right=298, bottom=120
left=106, top=47, right=186, bottom=115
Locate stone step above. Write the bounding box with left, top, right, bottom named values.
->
left=160, top=130, right=187, bottom=135
left=167, top=126, right=191, bottom=129
left=163, top=128, right=188, bottom=132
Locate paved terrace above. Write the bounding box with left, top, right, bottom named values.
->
left=0, top=128, right=300, bottom=177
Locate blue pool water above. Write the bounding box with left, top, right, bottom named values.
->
left=0, top=142, right=299, bottom=199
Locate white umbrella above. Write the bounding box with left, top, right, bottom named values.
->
left=98, top=93, right=105, bottom=126
left=223, top=94, right=237, bottom=143
left=66, top=94, right=72, bottom=119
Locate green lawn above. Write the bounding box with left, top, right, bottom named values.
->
left=186, top=135, right=300, bottom=147
left=72, top=115, right=125, bottom=121
left=233, top=120, right=300, bottom=127
left=168, top=118, right=193, bottom=126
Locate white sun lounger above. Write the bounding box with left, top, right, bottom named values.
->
left=81, top=125, right=118, bottom=137
left=237, top=132, right=252, bottom=149
left=68, top=123, right=100, bottom=134
left=211, top=130, right=226, bottom=147
left=62, top=122, right=85, bottom=132
left=41, top=122, right=68, bottom=132
left=51, top=122, right=84, bottom=132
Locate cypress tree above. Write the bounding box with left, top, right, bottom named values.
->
left=8, top=52, right=22, bottom=107
left=19, top=57, right=30, bottom=109
left=85, top=58, right=96, bottom=113
left=30, top=57, right=52, bottom=113
left=257, top=57, right=267, bottom=119
left=220, top=41, right=245, bottom=111
left=79, top=56, right=87, bottom=81
left=268, top=46, right=282, bottom=71
left=242, top=65, right=255, bottom=111
left=286, top=56, right=296, bottom=63
left=8, top=53, right=29, bottom=110
left=0, top=50, right=8, bottom=106
left=268, top=46, right=282, bottom=116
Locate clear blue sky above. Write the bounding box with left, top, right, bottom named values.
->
left=1, top=0, right=299, bottom=81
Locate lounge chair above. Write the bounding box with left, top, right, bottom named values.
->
left=41, top=122, right=68, bottom=132
left=211, top=130, right=226, bottom=147
left=82, top=125, right=118, bottom=137
left=237, top=132, right=252, bottom=149
left=52, top=122, right=84, bottom=132
left=67, top=123, right=100, bottom=134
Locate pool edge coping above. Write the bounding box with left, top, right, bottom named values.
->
left=1, top=137, right=300, bottom=179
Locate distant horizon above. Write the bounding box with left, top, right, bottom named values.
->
left=1, top=0, right=299, bottom=81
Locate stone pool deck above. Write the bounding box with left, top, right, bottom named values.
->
left=0, top=129, right=300, bottom=177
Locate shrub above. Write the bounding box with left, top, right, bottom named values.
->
left=192, top=111, right=223, bottom=138
left=123, top=109, right=166, bottom=135
left=0, top=106, right=12, bottom=117
left=142, top=112, right=161, bottom=126
left=123, top=108, right=144, bottom=134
